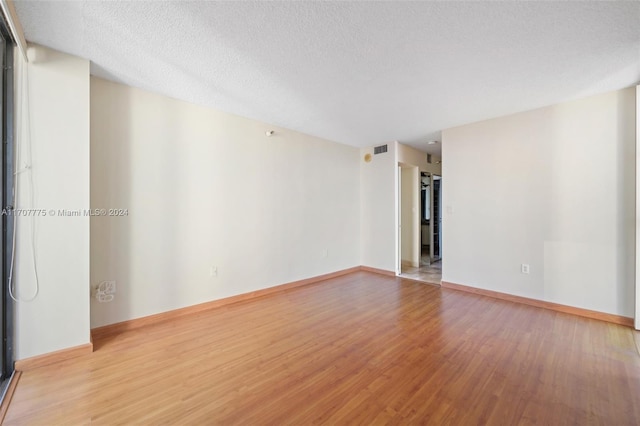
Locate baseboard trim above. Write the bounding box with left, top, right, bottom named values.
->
left=14, top=342, right=94, bottom=372
left=18, top=266, right=409, bottom=370
left=359, top=266, right=396, bottom=276
left=92, top=266, right=361, bottom=340
left=441, top=281, right=634, bottom=328
left=0, top=371, right=21, bottom=424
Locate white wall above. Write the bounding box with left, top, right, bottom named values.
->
left=397, top=143, right=441, bottom=175
left=14, top=45, right=91, bottom=359
left=400, top=166, right=419, bottom=267
left=90, top=77, right=360, bottom=328
left=360, top=142, right=397, bottom=272
left=443, top=87, right=636, bottom=317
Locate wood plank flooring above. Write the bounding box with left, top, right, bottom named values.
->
left=5, top=271, right=640, bottom=425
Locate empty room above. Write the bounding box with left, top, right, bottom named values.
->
left=0, top=1, right=638, bottom=424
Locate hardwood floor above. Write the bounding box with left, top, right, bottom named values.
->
left=5, top=271, right=640, bottom=425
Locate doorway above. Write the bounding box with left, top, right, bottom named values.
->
left=398, top=170, right=442, bottom=285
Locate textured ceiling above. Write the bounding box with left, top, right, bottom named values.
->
left=14, top=1, right=640, bottom=154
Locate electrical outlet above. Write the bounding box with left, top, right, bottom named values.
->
left=210, top=266, right=218, bottom=277
left=95, top=280, right=115, bottom=303
left=521, top=264, right=530, bottom=274
left=97, top=293, right=114, bottom=303
left=103, top=281, right=116, bottom=294
left=322, top=249, right=328, bottom=258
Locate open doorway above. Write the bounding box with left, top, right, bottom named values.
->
left=398, top=170, right=442, bottom=285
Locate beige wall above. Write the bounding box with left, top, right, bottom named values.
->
left=14, top=45, right=91, bottom=359
left=400, top=166, right=419, bottom=267
left=397, top=143, right=441, bottom=175
left=90, top=77, right=361, bottom=328
left=360, top=142, right=397, bottom=272
left=443, top=87, right=636, bottom=317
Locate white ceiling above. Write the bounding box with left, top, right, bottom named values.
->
left=14, top=1, right=640, bottom=155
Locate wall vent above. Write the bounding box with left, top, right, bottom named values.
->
left=374, top=144, right=388, bottom=155
left=427, top=154, right=432, bottom=164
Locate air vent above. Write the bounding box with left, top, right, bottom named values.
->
left=427, top=154, right=432, bottom=164
left=374, top=144, right=388, bottom=155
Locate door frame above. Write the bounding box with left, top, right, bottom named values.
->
left=1, top=27, right=15, bottom=379
left=431, top=174, right=442, bottom=261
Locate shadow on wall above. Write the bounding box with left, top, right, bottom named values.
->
left=614, top=88, right=635, bottom=315
left=90, top=82, right=182, bottom=328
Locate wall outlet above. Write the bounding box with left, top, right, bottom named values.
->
left=521, top=264, right=530, bottom=274
left=103, top=280, right=116, bottom=294
left=95, top=280, right=116, bottom=303
left=210, top=266, right=218, bottom=277
left=322, top=249, right=328, bottom=258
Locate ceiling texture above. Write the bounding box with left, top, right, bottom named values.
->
left=14, top=1, right=640, bottom=155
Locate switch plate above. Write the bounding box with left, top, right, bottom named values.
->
left=521, top=264, right=530, bottom=274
